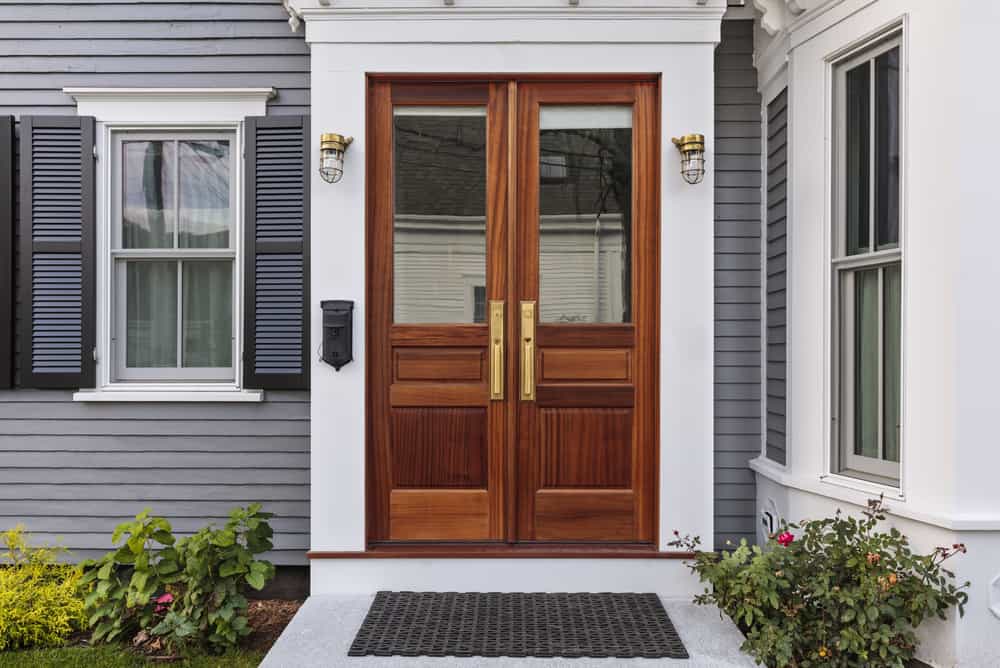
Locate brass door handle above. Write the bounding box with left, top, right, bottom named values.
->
left=489, top=300, right=504, bottom=400
left=520, top=301, right=536, bottom=401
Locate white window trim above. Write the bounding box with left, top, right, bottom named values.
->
left=825, top=27, right=906, bottom=488
left=66, top=88, right=273, bottom=403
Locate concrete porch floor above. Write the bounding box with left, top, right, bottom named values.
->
left=261, top=594, right=756, bottom=668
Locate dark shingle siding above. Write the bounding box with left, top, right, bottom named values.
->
left=714, top=20, right=762, bottom=550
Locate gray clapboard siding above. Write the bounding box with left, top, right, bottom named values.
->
left=714, top=19, right=761, bottom=550
left=0, top=2, right=311, bottom=564
left=0, top=390, right=310, bottom=565
left=765, top=88, right=789, bottom=465
left=0, top=1, right=309, bottom=117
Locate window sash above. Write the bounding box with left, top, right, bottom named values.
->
left=833, top=33, right=901, bottom=263
left=832, top=31, right=903, bottom=485
left=835, top=261, right=900, bottom=483
left=110, top=130, right=238, bottom=383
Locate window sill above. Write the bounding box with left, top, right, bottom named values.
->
left=73, top=388, right=264, bottom=403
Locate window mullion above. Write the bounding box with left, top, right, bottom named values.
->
left=877, top=266, right=884, bottom=461
left=173, top=139, right=180, bottom=250
left=176, top=259, right=183, bottom=370
left=868, top=58, right=876, bottom=253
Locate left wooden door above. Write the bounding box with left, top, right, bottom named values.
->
left=366, top=80, right=511, bottom=542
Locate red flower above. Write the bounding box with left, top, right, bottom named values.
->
left=154, top=592, right=174, bottom=614
left=777, top=531, right=795, bottom=547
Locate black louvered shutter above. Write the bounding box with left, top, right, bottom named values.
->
left=243, top=116, right=310, bottom=390
left=0, top=116, right=13, bottom=388
left=18, top=116, right=96, bottom=389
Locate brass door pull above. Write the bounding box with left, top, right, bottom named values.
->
left=489, top=301, right=504, bottom=400
left=520, top=301, right=536, bottom=401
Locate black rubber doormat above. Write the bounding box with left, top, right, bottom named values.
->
left=348, top=591, right=689, bottom=659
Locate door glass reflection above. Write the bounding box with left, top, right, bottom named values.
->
left=538, top=105, right=632, bottom=323
left=393, top=106, right=487, bottom=324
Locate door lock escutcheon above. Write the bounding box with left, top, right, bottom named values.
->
left=489, top=300, right=504, bottom=400
left=520, top=301, right=536, bottom=401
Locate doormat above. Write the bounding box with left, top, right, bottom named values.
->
left=348, top=591, right=689, bottom=659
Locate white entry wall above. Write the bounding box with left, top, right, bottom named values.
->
left=291, top=0, right=727, bottom=591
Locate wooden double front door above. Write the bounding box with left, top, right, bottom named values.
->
left=367, top=76, right=659, bottom=546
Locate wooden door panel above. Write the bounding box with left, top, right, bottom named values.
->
left=390, top=383, right=489, bottom=407
left=534, top=490, right=635, bottom=541
left=389, top=489, right=491, bottom=540
left=540, top=349, right=631, bottom=382
left=539, top=408, right=632, bottom=488
left=395, top=348, right=485, bottom=381
left=390, top=407, right=487, bottom=488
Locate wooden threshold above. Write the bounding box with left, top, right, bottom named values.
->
left=307, top=543, right=696, bottom=559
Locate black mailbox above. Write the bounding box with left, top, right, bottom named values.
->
left=320, top=300, right=354, bottom=371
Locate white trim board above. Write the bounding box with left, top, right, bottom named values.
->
left=65, top=88, right=275, bottom=124
left=311, top=558, right=702, bottom=596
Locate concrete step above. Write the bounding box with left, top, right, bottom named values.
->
left=262, top=594, right=756, bottom=667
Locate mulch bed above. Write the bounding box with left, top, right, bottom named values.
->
left=243, top=599, right=303, bottom=653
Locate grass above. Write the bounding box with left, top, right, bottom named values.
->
left=0, top=646, right=263, bottom=668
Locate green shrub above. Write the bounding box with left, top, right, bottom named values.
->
left=80, top=504, right=276, bottom=655
left=0, top=525, right=86, bottom=650
left=671, top=497, right=969, bottom=667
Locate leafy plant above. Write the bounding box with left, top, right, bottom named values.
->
left=0, top=525, right=87, bottom=650
left=671, top=496, right=969, bottom=667
left=153, top=504, right=276, bottom=653
left=79, top=509, right=180, bottom=644
left=79, top=504, right=276, bottom=655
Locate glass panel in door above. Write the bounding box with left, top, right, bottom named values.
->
left=538, top=106, right=632, bottom=323
left=393, top=107, right=487, bottom=324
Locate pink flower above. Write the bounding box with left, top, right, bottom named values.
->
left=155, top=593, right=174, bottom=604
left=777, top=531, right=795, bottom=547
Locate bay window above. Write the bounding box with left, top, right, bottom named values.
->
left=832, top=32, right=902, bottom=484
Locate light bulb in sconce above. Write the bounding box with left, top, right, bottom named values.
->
left=319, top=133, right=353, bottom=183
left=671, top=134, right=706, bottom=185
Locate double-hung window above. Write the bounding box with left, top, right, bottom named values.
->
left=111, top=132, right=237, bottom=383
left=832, top=32, right=902, bottom=484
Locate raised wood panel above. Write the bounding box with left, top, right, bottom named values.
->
left=535, top=384, right=634, bottom=408
left=540, top=408, right=632, bottom=488
left=390, top=383, right=488, bottom=407
left=395, top=349, right=485, bottom=382
left=389, top=489, right=490, bottom=540
left=534, top=490, right=635, bottom=541
left=540, top=349, right=631, bottom=382
left=391, top=408, right=487, bottom=488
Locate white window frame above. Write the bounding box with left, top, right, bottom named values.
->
left=64, top=88, right=274, bottom=402
left=830, top=30, right=904, bottom=486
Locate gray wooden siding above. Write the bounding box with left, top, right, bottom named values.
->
left=765, top=88, right=788, bottom=465
left=0, top=2, right=310, bottom=565
left=714, top=20, right=761, bottom=549
left=0, top=390, right=309, bottom=564
left=0, top=1, right=309, bottom=117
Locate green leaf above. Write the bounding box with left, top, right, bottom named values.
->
left=97, top=560, right=113, bottom=580
left=152, top=529, right=175, bottom=545
left=219, top=560, right=243, bottom=578
left=245, top=571, right=266, bottom=590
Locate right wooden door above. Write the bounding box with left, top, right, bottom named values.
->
left=513, top=80, right=659, bottom=543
